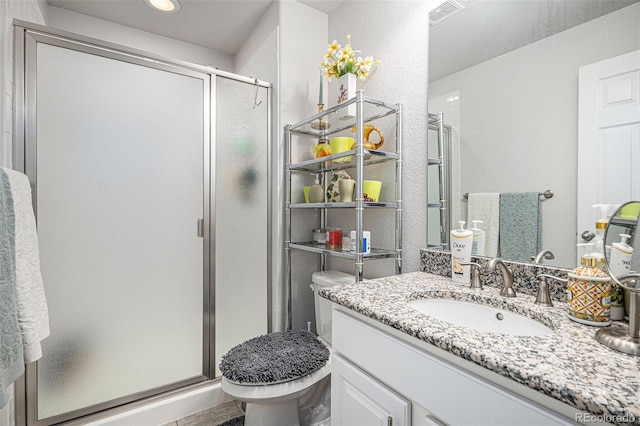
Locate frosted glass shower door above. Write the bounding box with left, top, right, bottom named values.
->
left=214, top=76, right=270, bottom=376
left=30, top=42, right=208, bottom=420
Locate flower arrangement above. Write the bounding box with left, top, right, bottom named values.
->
left=321, top=35, right=378, bottom=81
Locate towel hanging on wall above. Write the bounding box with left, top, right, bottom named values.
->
left=3, top=168, right=50, bottom=363
left=499, top=192, right=541, bottom=263
left=0, top=168, right=50, bottom=409
left=0, top=168, right=24, bottom=409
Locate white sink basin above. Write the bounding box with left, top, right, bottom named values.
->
left=408, top=298, right=552, bottom=336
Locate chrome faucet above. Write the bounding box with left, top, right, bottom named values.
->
left=532, top=249, right=555, bottom=264
left=489, top=258, right=516, bottom=297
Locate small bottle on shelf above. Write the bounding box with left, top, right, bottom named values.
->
left=309, top=178, right=324, bottom=203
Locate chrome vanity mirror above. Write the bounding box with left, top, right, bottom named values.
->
left=595, top=201, right=640, bottom=356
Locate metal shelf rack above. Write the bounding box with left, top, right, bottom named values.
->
left=427, top=112, right=450, bottom=250
left=284, top=91, right=402, bottom=328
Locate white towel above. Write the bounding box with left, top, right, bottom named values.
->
left=0, top=168, right=23, bottom=409
left=3, top=168, right=50, bottom=363
left=467, top=193, right=500, bottom=257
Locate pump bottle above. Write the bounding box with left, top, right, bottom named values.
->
left=610, top=233, right=633, bottom=277
left=309, top=179, right=324, bottom=203
left=470, top=220, right=486, bottom=256
left=567, top=243, right=611, bottom=326
left=450, top=221, right=473, bottom=284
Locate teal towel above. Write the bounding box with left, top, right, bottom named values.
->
left=0, top=168, right=24, bottom=409
left=499, top=192, right=541, bottom=263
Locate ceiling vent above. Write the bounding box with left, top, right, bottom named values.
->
left=429, top=0, right=465, bottom=26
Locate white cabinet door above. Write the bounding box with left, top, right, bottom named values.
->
left=332, top=353, right=411, bottom=426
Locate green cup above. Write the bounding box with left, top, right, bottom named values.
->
left=330, top=137, right=355, bottom=163
left=363, top=180, right=382, bottom=202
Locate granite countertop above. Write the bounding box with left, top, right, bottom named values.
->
left=319, top=271, right=640, bottom=425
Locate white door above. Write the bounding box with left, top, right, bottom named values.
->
left=577, top=50, right=640, bottom=253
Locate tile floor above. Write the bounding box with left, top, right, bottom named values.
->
left=160, top=400, right=244, bottom=426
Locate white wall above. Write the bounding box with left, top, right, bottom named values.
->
left=428, top=3, right=640, bottom=268
left=326, top=0, right=435, bottom=278
left=46, top=6, right=234, bottom=71
left=279, top=0, right=328, bottom=331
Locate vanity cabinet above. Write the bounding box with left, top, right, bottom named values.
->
left=332, top=308, right=578, bottom=426
left=284, top=91, right=402, bottom=327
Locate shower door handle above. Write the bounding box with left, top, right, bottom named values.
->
left=197, top=218, right=204, bottom=238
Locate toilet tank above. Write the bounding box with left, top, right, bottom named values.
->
left=311, top=270, right=355, bottom=345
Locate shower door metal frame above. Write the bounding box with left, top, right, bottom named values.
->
left=12, top=20, right=272, bottom=426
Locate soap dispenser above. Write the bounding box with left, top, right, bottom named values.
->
left=567, top=243, right=611, bottom=327
left=470, top=220, right=486, bottom=256
left=308, top=178, right=324, bottom=203
left=609, top=233, right=633, bottom=277
left=450, top=221, right=473, bottom=284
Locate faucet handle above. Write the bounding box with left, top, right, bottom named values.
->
left=489, top=258, right=516, bottom=297
left=458, top=262, right=483, bottom=290
left=534, top=274, right=568, bottom=307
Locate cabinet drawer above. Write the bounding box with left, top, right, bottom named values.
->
left=333, top=309, right=575, bottom=426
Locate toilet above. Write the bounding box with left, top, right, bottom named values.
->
left=221, top=270, right=354, bottom=426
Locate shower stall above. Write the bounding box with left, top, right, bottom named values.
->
left=13, top=22, right=271, bottom=425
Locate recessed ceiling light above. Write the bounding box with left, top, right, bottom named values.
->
left=144, top=0, right=181, bottom=13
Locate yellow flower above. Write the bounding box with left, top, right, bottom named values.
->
left=320, top=35, right=378, bottom=81
left=363, top=56, right=374, bottom=67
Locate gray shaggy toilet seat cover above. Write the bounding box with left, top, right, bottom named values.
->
left=219, top=330, right=329, bottom=385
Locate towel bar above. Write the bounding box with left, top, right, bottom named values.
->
left=463, top=190, right=553, bottom=200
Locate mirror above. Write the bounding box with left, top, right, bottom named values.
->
left=427, top=1, right=640, bottom=268
left=598, top=201, right=640, bottom=356
left=604, top=201, right=640, bottom=309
